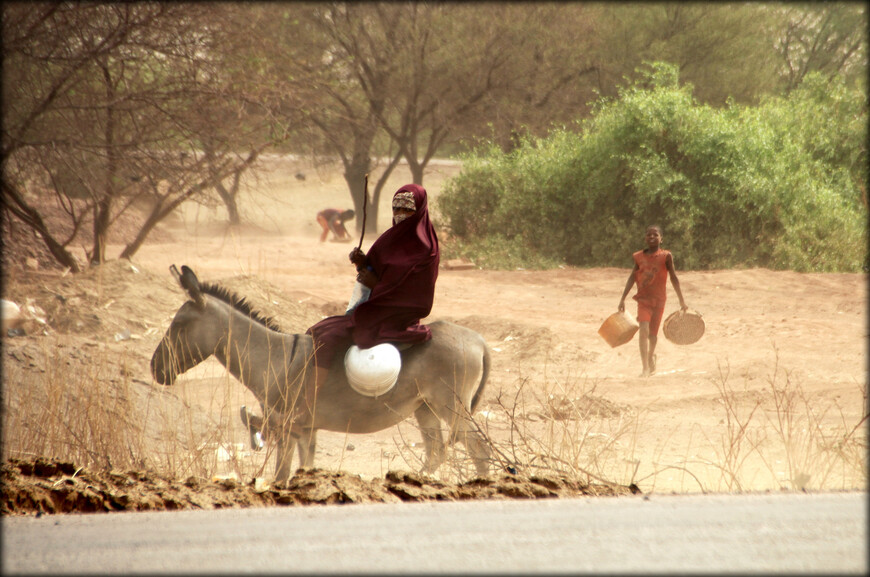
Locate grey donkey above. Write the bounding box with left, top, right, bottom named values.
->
left=151, top=265, right=493, bottom=482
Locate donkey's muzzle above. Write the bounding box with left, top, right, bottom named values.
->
left=150, top=345, right=176, bottom=386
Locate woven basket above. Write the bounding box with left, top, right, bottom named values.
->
left=598, top=311, right=639, bottom=348
left=662, top=309, right=705, bottom=345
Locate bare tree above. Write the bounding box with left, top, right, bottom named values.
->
left=248, top=3, right=402, bottom=237
left=365, top=3, right=524, bottom=185
left=3, top=3, right=144, bottom=271
left=434, top=4, right=602, bottom=154
left=253, top=3, right=603, bottom=234
left=775, top=3, right=867, bottom=92
left=592, top=4, right=784, bottom=106
left=2, top=3, right=284, bottom=270
left=301, top=4, right=603, bottom=188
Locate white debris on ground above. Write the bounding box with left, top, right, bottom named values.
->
left=2, top=298, right=49, bottom=336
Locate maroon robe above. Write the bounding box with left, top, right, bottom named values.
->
left=307, top=184, right=440, bottom=369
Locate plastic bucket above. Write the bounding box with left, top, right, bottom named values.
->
left=344, top=343, right=401, bottom=397
left=598, top=311, right=639, bottom=348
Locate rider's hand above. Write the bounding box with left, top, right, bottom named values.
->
left=349, top=247, right=366, bottom=268
left=357, top=267, right=378, bottom=289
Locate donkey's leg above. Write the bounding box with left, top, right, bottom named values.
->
left=296, top=429, right=318, bottom=469
left=414, top=404, right=445, bottom=474
left=274, top=429, right=298, bottom=483
left=448, top=414, right=492, bottom=478
left=447, top=403, right=492, bottom=477
left=239, top=406, right=266, bottom=450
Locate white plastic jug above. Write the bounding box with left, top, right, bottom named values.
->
left=345, top=281, right=371, bottom=314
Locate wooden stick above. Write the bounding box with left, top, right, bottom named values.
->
left=358, top=173, right=369, bottom=250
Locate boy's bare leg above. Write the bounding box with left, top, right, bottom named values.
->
left=648, top=334, right=658, bottom=375
left=638, top=322, right=651, bottom=377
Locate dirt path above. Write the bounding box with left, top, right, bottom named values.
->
left=127, top=155, right=867, bottom=493
left=128, top=227, right=866, bottom=492
left=3, top=156, right=866, bottom=511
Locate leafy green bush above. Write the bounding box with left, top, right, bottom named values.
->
left=437, top=63, right=867, bottom=272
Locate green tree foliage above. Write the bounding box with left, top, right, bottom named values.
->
left=437, top=64, right=866, bottom=272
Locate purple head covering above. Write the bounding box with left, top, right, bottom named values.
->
left=306, top=184, right=441, bottom=363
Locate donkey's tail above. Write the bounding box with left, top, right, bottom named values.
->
left=469, top=342, right=490, bottom=413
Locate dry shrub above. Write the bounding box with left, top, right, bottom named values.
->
left=4, top=340, right=866, bottom=493
left=386, top=352, right=866, bottom=493
left=381, top=368, right=640, bottom=490
left=2, top=341, right=269, bottom=482
left=683, top=354, right=867, bottom=492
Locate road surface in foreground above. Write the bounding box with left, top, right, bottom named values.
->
left=3, top=492, right=865, bottom=574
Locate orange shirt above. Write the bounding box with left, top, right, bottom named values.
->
left=633, top=248, right=670, bottom=304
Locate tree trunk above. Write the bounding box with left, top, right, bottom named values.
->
left=344, top=153, right=374, bottom=239
left=1, top=181, right=82, bottom=272
left=214, top=180, right=241, bottom=225
left=90, top=197, right=112, bottom=265
left=91, top=61, right=115, bottom=265
left=119, top=202, right=166, bottom=260
left=408, top=160, right=425, bottom=186
left=207, top=148, right=259, bottom=226
left=120, top=180, right=208, bottom=260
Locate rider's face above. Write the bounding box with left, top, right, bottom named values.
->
left=392, top=207, right=415, bottom=225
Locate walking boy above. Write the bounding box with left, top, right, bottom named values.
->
left=618, top=224, right=688, bottom=377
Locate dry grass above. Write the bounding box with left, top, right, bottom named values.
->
left=2, top=342, right=268, bottom=482
left=4, top=341, right=151, bottom=472
left=364, top=351, right=867, bottom=492
left=3, top=338, right=866, bottom=493
left=658, top=354, right=867, bottom=492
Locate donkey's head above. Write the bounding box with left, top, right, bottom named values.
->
left=151, top=265, right=214, bottom=385
left=151, top=265, right=282, bottom=386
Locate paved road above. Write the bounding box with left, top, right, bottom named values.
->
left=3, top=492, right=866, bottom=574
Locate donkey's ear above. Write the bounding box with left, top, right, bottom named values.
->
left=178, top=265, right=205, bottom=308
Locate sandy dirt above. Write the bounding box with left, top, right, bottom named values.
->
left=2, top=155, right=866, bottom=515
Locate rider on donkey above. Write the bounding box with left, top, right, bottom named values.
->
left=302, top=184, right=440, bottom=415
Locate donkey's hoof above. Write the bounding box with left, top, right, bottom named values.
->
left=251, top=431, right=265, bottom=451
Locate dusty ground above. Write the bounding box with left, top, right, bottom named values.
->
left=2, top=155, right=866, bottom=515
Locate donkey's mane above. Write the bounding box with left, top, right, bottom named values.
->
left=199, top=282, right=283, bottom=332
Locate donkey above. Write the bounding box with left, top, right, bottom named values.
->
left=151, top=265, right=493, bottom=482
